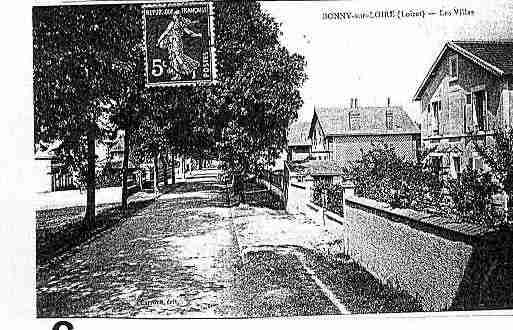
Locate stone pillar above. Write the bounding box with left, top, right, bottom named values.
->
left=342, top=180, right=355, bottom=219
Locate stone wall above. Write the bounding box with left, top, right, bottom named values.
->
left=302, top=193, right=513, bottom=312
left=286, top=182, right=311, bottom=214
left=342, top=196, right=513, bottom=312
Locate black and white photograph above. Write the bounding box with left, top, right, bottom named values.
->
left=2, top=0, right=513, bottom=328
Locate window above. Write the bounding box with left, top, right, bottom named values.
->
left=452, top=156, right=461, bottom=178
left=431, top=100, right=441, bottom=135
left=385, top=111, right=393, bottom=130
left=431, top=156, right=442, bottom=175
left=473, top=157, right=484, bottom=171
left=349, top=111, right=361, bottom=130
left=473, top=90, right=486, bottom=131
left=449, top=55, right=458, bottom=79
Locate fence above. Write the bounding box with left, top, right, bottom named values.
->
left=261, top=170, right=284, bottom=191
left=51, top=171, right=75, bottom=191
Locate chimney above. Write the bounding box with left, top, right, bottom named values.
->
left=387, top=97, right=391, bottom=107
left=354, top=97, right=358, bottom=108
left=349, top=97, right=354, bottom=108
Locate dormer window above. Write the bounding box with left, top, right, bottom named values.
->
left=449, top=55, right=458, bottom=80
left=349, top=111, right=361, bottom=130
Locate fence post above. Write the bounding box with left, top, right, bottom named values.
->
left=322, top=190, right=327, bottom=226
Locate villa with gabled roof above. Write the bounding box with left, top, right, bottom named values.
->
left=308, top=98, right=420, bottom=167
left=413, top=40, right=513, bottom=177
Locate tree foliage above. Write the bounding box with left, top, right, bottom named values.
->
left=33, top=5, right=141, bottom=150
left=447, top=168, right=501, bottom=227
left=33, top=5, right=143, bottom=222
left=349, top=144, right=444, bottom=210
left=473, top=129, right=513, bottom=220
left=210, top=2, right=307, bottom=181
left=311, top=181, right=345, bottom=216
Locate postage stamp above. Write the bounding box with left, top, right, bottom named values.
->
left=143, top=2, right=216, bottom=86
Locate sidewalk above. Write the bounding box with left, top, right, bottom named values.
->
left=229, top=206, right=343, bottom=256
left=227, top=204, right=423, bottom=314
left=227, top=205, right=350, bottom=316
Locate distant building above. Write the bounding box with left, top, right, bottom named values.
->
left=309, top=98, right=421, bottom=167
left=35, top=141, right=76, bottom=192
left=285, top=159, right=347, bottom=185
left=413, top=41, right=513, bottom=177
left=287, top=121, right=311, bottom=161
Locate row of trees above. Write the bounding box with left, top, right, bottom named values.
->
left=33, top=3, right=306, bottom=226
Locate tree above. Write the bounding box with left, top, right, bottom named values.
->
left=130, top=101, right=168, bottom=193
left=34, top=5, right=141, bottom=226
left=210, top=2, right=307, bottom=202
left=473, top=129, right=513, bottom=222
left=110, top=45, right=147, bottom=210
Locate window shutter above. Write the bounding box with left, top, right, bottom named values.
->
left=465, top=94, right=473, bottom=133
left=448, top=93, right=460, bottom=134
left=474, top=157, right=484, bottom=171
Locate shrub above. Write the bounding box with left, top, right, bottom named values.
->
left=447, top=168, right=502, bottom=228
left=311, top=181, right=345, bottom=216
left=349, top=144, right=444, bottom=211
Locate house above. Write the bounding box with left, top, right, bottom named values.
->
left=413, top=40, right=513, bottom=177
left=98, top=132, right=140, bottom=187
left=35, top=140, right=76, bottom=193
left=101, top=131, right=185, bottom=188
left=309, top=98, right=421, bottom=167
left=287, top=121, right=312, bottom=161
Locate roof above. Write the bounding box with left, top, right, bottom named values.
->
left=286, top=160, right=347, bottom=176
left=311, top=105, right=420, bottom=137
left=96, top=158, right=137, bottom=170
left=110, top=138, right=124, bottom=153
left=34, top=140, right=62, bottom=160
left=287, top=121, right=311, bottom=146
left=414, top=40, right=513, bottom=100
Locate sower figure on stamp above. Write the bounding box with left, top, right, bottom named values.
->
left=158, top=9, right=202, bottom=79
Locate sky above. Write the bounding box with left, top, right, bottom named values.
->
left=261, top=0, right=513, bottom=123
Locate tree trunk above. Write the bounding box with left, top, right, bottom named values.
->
left=506, top=191, right=512, bottom=223
left=235, top=174, right=245, bottom=204
left=84, top=124, right=96, bottom=228
left=121, top=129, right=130, bottom=211
left=153, top=152, right=159, bottom=193
left=171, top=151, right=176, bottom=185
left=162, top=151, right=168, bottom=186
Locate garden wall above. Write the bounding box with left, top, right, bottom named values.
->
left=303, top=193, right=513, bottom=311
left=342, top=196, right=513, bottom=312
left=286, top=182, right=310, bottom=214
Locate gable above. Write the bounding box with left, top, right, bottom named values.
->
left=288, top=121, right=310, bottom=146
left=414, top=41, right=512, bottom=101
